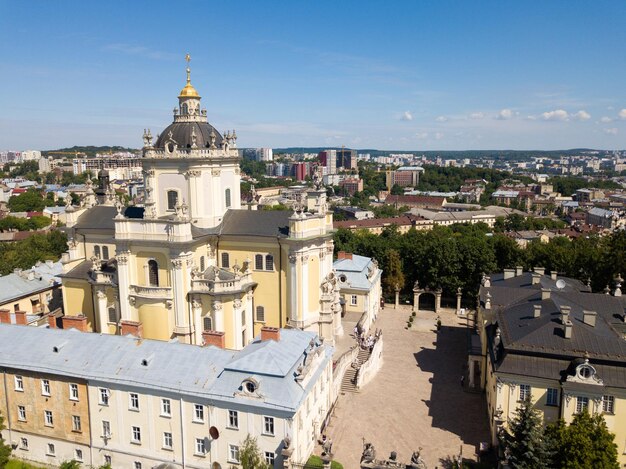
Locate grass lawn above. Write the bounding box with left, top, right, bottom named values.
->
left=306, top=454, right=344, bottom=469
left=6, top=460, right=46, bottom=469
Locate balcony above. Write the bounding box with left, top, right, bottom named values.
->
left=129, top=284, right=172, bottom=299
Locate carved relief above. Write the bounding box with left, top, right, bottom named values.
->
left=171, top=258, right=184, bottom=269
left=96, top=289, right=107, bottom=300
left=212, top=300, right=222, bottom=311
left=233, top=299, right=242, bottom=309
left=211, top=169, right=221, bottom=176
left=289, top=254, right=298, bottom=264
left=116, top=252, right=130, bottom=266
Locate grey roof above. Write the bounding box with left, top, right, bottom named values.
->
left=154, top=122, right=224, bottom=149
left=0, top=261, right=62, bottom=303
left=482, top=271, right=626, bottom=362
left=193, top=209, right=292, bottom=239
left=73, top=205, right=144, bottom=232
left=334, top=255, right=381, bottom=291
left=0, top=324, right=332, bottom=414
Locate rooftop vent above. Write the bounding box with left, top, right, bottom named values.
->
left=533, top=305, right=541, bottom=318
left=53, top=341, right=68, bottom=353
left=583, top=310, right=597, bottom=327
left=516, top=266, right=523, bottom=277
left=550, top=271, right=558, bottom=281
left=560, top=306, right=571, bottom=324
left=531, top=273, right=541, bottom=285
left=533, top=267, right=545, bottom=276
left=541, top=288, right=551, bottom=300
left=564, top=319, right=573, bottom=339
left=503, top=269, right=515, bottom=280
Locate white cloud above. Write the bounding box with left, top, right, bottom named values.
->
left=401, top=111, right=413, bottom=121
left=435, top=115, right=448, bottom=122
left=600, top=116, right=612, bottom=123
left=541, top=109, right=569, bottom=121
left=415, top=132, right=429, bottom=139
left=434, top=132, right=444, bottom=140
left=604, top=128, right=618, bottom=135
left=469, top=112, right=484, bottom=120
left=572, top=110, right=591, bottom=121
left=526, top=115, right=537, bottom=121
left=496, top=109, right=513, bottom=120
left=619, top=109, right=626, bottom=120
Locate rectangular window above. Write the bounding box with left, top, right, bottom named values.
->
left=195, top=438, right=206, bottom=455
left=102, top=420, right=111, bottom=438
left=203, top=316, right=213, bottom=331
left=576, top=396, right=589, bottom=414
left=194, top=404, right=204, bottom=422
left=255, top=254, right=264, bottom=270
left=108, top=307, right=117, bottom=323
left=15, top=375, right=23, bottom=391
left=163, top=432, right=173, bottom=449
left=167, top=190, right=178, bottom=210
left=134, top=462, right=142, bottom=469
left=161, top=398, right=171, bottom=417
left=265, top=254, right=274, bottom=271
left=131, top=426, right=141, bottom=443
left=229, top=444, right=240, bottom=463
left=228, top=409, right=239, bottom=429
left=41, top=379, right=50, bottom=396
left=47, top=443, right=55, bottom=456
left=351, top=295, right=358, bottom=306
left=256, top=306, right=265, bottom=322
left=75, top=449, right=83, bottom=461
left=72, top=415, right=81, bottom=432
left=519, top=384, right=531, bottom=401
left=129, top=393, right=139, bottom=410
left=221, top=252, right=230, bottom=268
left=99, top=388, right=109, bottom=406
left=44, top=410, right=53, bottom=427
left=20, top=438, right=28, bottom=450
left=104, top=455, right=112, bottom=465
left=602, top=395, right=615, bottom=414
left=17, top=405, right=26, bottom=421
left=69, top=383, right=79, bottom=401
left=546, top=388, right=559, bottom=406
left=264, top=416, right=275, bottom=436
left=265, top=451, right=275, bottom=465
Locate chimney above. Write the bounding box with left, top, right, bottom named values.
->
left=563, top=319, right=573, bottom=339
left=120, top=320, right=143, bottom=338
left=47, top=314, right=57, bottom=329
left=261, top=326, right=281, bottom=342
left=337, top=251, right=352, bottom=260
left=0, top=309, right=11, bottom=324
left=15, top=311, right=28, bottom=325
left=533, top=305, right=541, bottom=318
left=550, top=271, right=558, bottom=281
left=533, top=267, right=545, bottom=276
left=582, top=310, right=596, bottom=327
left=202, top=330, right=225, bottom=348
left=531, top=273, right=541, bottom=285
left=560, top=306, right=571, bottom=324
left=541, top=288, right=551, bottom=300
left=62, top=315, right=88, bottom=332
left=516, top=266, right=523, bottom=277
left=503, top=268, right=515, bottom=280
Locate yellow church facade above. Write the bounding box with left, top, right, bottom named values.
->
left=60, top=61, right=342, bottom=349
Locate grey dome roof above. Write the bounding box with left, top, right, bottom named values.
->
left=155, top=121, right=224, bottom=149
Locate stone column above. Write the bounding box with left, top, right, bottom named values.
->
left=95, top=287, right=109, bottom=333
left=191, top=296, right=202, bottom=345
left=116, top=251, right=133, bottom=321
left=394, top=287, right=400, bottom=310
left=213, top=300, right=224, bottom=332
left=456, top=287, right=462, bottom=315
left=435, top=289, right=442, bottom=314
left=171, top=254, right=192, bottom=342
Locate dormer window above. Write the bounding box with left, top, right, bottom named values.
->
left=576, top=360, right=596, bottom=381
left=242, top=378, right=259, bottom=395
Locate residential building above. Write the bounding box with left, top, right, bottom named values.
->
left=318, top=150, right=337, bottom=175
left=384, top=194, right=446, bottom=210
left=385, top=166, right=424, bottom=190
left=0, top=324, right=334, bottom=468
left=338, top=177, right=363, bottom=196
left=475, top=269, right=626, bottom=465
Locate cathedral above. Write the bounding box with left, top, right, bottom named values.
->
left=60, top=59, right=342, bottom=349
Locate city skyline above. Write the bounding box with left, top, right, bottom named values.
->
left=1, top=1, right=625, bottom=151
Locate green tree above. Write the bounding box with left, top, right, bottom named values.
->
left=546, top=412, right=619, bottom=469
left=382, top=249, right=405, bottom=298
left=238, top=434, right=270, bottom=469
left=7, top=189, right=51, bottom=212
left=499, top=396, right=550, bottom=469
left=0, top=411, right=12, bottom=467
left=59, top=460, right=81, bottom=469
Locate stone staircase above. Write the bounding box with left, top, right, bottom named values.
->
left=340, top=347, right=372, bottom=393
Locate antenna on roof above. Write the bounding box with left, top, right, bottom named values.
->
left=556, top=279, right=566, bottom=290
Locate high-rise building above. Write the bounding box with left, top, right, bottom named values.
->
left=318, top=150, right=337, bottom=175
left=385, top=166, right=424, bottom=190
left=255, top=147, right=273, bottom=162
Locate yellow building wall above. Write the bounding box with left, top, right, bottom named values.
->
left=308, top=255, right=320, bottom=313
left=3, top=371, right=91, bottom=445
left=62, top=280, right=95, bottom=331
left=133, top=251, right=171, bottom=287
left=344, top=292, right=365, bottom=313
left=138, top=303, right=172, bottom=341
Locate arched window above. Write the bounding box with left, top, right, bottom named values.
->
left=181, top=103, right=188, bottom=115
left=221, top=252, right=230, bottom=268
left=225, top=188, right=231, bottom=208
left=203, top=316, right=213, bottom=331
left=256, top=306, right=265, bottom=322
left=102, top=246, right=109, bottom=260
left=200, top=256, right=205, bottom=272
left=255, top=254, right=264, bottom=270
left=148, top=260, right=159, bottom=287
left=167, top=190, right=178, bottom=210
left=94, top=245, right=101, bottom=259
left=265, top=254, right=274, bottom=271
left=241, top=309, right=246, bottom=326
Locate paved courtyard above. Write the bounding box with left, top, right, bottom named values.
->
left=324, top=304, right=490, bottom=469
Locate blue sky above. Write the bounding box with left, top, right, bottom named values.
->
left=1, top=1, right=625, bottom=151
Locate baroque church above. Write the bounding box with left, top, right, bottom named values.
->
left=60, top=60, right=343, bottom=349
